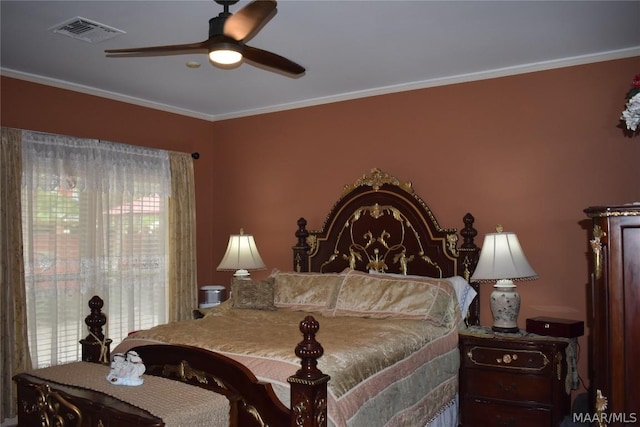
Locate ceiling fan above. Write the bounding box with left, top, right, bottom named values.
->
left=105, top=0, right=304, bottom=76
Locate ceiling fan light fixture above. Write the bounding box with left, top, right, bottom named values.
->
left=209, top=45, right=243, bottom=65
left=104, top=0, right=303, bottom=76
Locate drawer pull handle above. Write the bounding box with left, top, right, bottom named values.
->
left=496, top=382, right=518, bottom=392
left=467, top=346, right=549, bottom=371
left=496, top=353, right=518, bottom=364
left=496, top=415, right=516, bottom=426
left=555, top=352, right=563, bottom=381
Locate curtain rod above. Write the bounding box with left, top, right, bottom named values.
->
left=9, top=129, right=202, bottom=160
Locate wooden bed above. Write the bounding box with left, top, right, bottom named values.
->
left=16, top=303, right=328, bottom=427
left=292, top=167, right=480, bottom=326
left=15, top=168, right=481, bottom=427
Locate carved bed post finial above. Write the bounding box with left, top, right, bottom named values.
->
left=460, top=213, right=478, bottom=249
left=295, top=316, right=324, bottom=379
left=296, top=218, right=310, bottom=250
left=458, top=213, right=481, bottom=326
left=86, top=296, right=107, bottom=340
left=293, top=218, right=311, bottom=272
left=288, top=316, right=330, bottom=427
left=79, top=296, right=112, bottom=364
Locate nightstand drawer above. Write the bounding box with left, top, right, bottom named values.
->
left=463, top=399, right=552, bottom=427
left=464, top=369, right=552, bottom=404
left=463, top=345, right=552, bottom=373
left=459, top=330, right=571, bottom=427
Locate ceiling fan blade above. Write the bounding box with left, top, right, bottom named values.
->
left=224, top=0, right=277, bottom=41
left=243, top=45, right=305, bottom=76
left=105, top=41, right=209, bottom=57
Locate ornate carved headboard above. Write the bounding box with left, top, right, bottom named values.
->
left=292, top=168, right=481, bottom=325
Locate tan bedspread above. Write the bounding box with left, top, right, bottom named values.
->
left=24, top=362, right=229, bottom=427
left=117, top=302, right=459, bottom=427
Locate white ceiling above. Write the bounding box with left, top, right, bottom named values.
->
left=2, top=1, right=639, bottom=121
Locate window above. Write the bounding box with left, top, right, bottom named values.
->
left=21, top=131, right=171, bottom=368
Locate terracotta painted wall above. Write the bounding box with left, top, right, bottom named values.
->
left=208, top=57, right=640, bottom=398
left=2, top=56, right=640, bottom=398
left=0, top=76, right=218, bottom=290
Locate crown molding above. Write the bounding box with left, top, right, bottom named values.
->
left=3, top=46, right=639, bottom=122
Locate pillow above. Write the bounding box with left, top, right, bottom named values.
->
left=446, top=275, right=477, bottom=320
left=368, top=270, right=477, bottom=319
left=329, top=269, right=459, bottom=327
left=231, top=277, right=277, bottom=311
left=273, top=271, right=344, bottom=313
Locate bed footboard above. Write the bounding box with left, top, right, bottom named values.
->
left=80, top=296, right=329, bottom=427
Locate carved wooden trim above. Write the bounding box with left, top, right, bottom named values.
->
left=292, top=169, right=481, bottom=325
left=288, top=316, right=329, bottom=427
left=590, top=224, right=606, bottom=280
left=27, top=382, right=83, bottom=426
left=342, top=167, right=414, bottom=194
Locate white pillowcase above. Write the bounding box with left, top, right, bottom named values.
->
left=445, top=275, right=477, bottom=320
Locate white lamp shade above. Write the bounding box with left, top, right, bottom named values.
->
left=471, top=231, right=537, bottom=282
left=217, top=231, right=266, bottom=274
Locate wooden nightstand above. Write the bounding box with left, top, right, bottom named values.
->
left=459, top=327, right=573, bottom=427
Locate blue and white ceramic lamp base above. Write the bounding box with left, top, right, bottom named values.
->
left=490, top=279, right=521, bottom=333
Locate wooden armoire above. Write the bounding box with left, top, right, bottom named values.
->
left=584, top=204, right=640, bottom=424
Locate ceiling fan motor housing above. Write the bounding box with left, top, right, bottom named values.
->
left=214, top=0, right=239, bottom=6
left=209, top=15, right=227, bottom=37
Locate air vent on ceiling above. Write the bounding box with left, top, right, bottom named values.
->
left=51, top=17, right=125, bottom=43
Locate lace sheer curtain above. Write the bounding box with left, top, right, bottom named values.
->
left=21, top=131, right=171, bottom=368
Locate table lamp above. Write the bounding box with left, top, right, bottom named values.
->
left=470, top=225, right=537, bottom=333
left=216, top=228, right=266, bottom=279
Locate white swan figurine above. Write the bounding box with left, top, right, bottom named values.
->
left=106, top=350, right=146, bottom=386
